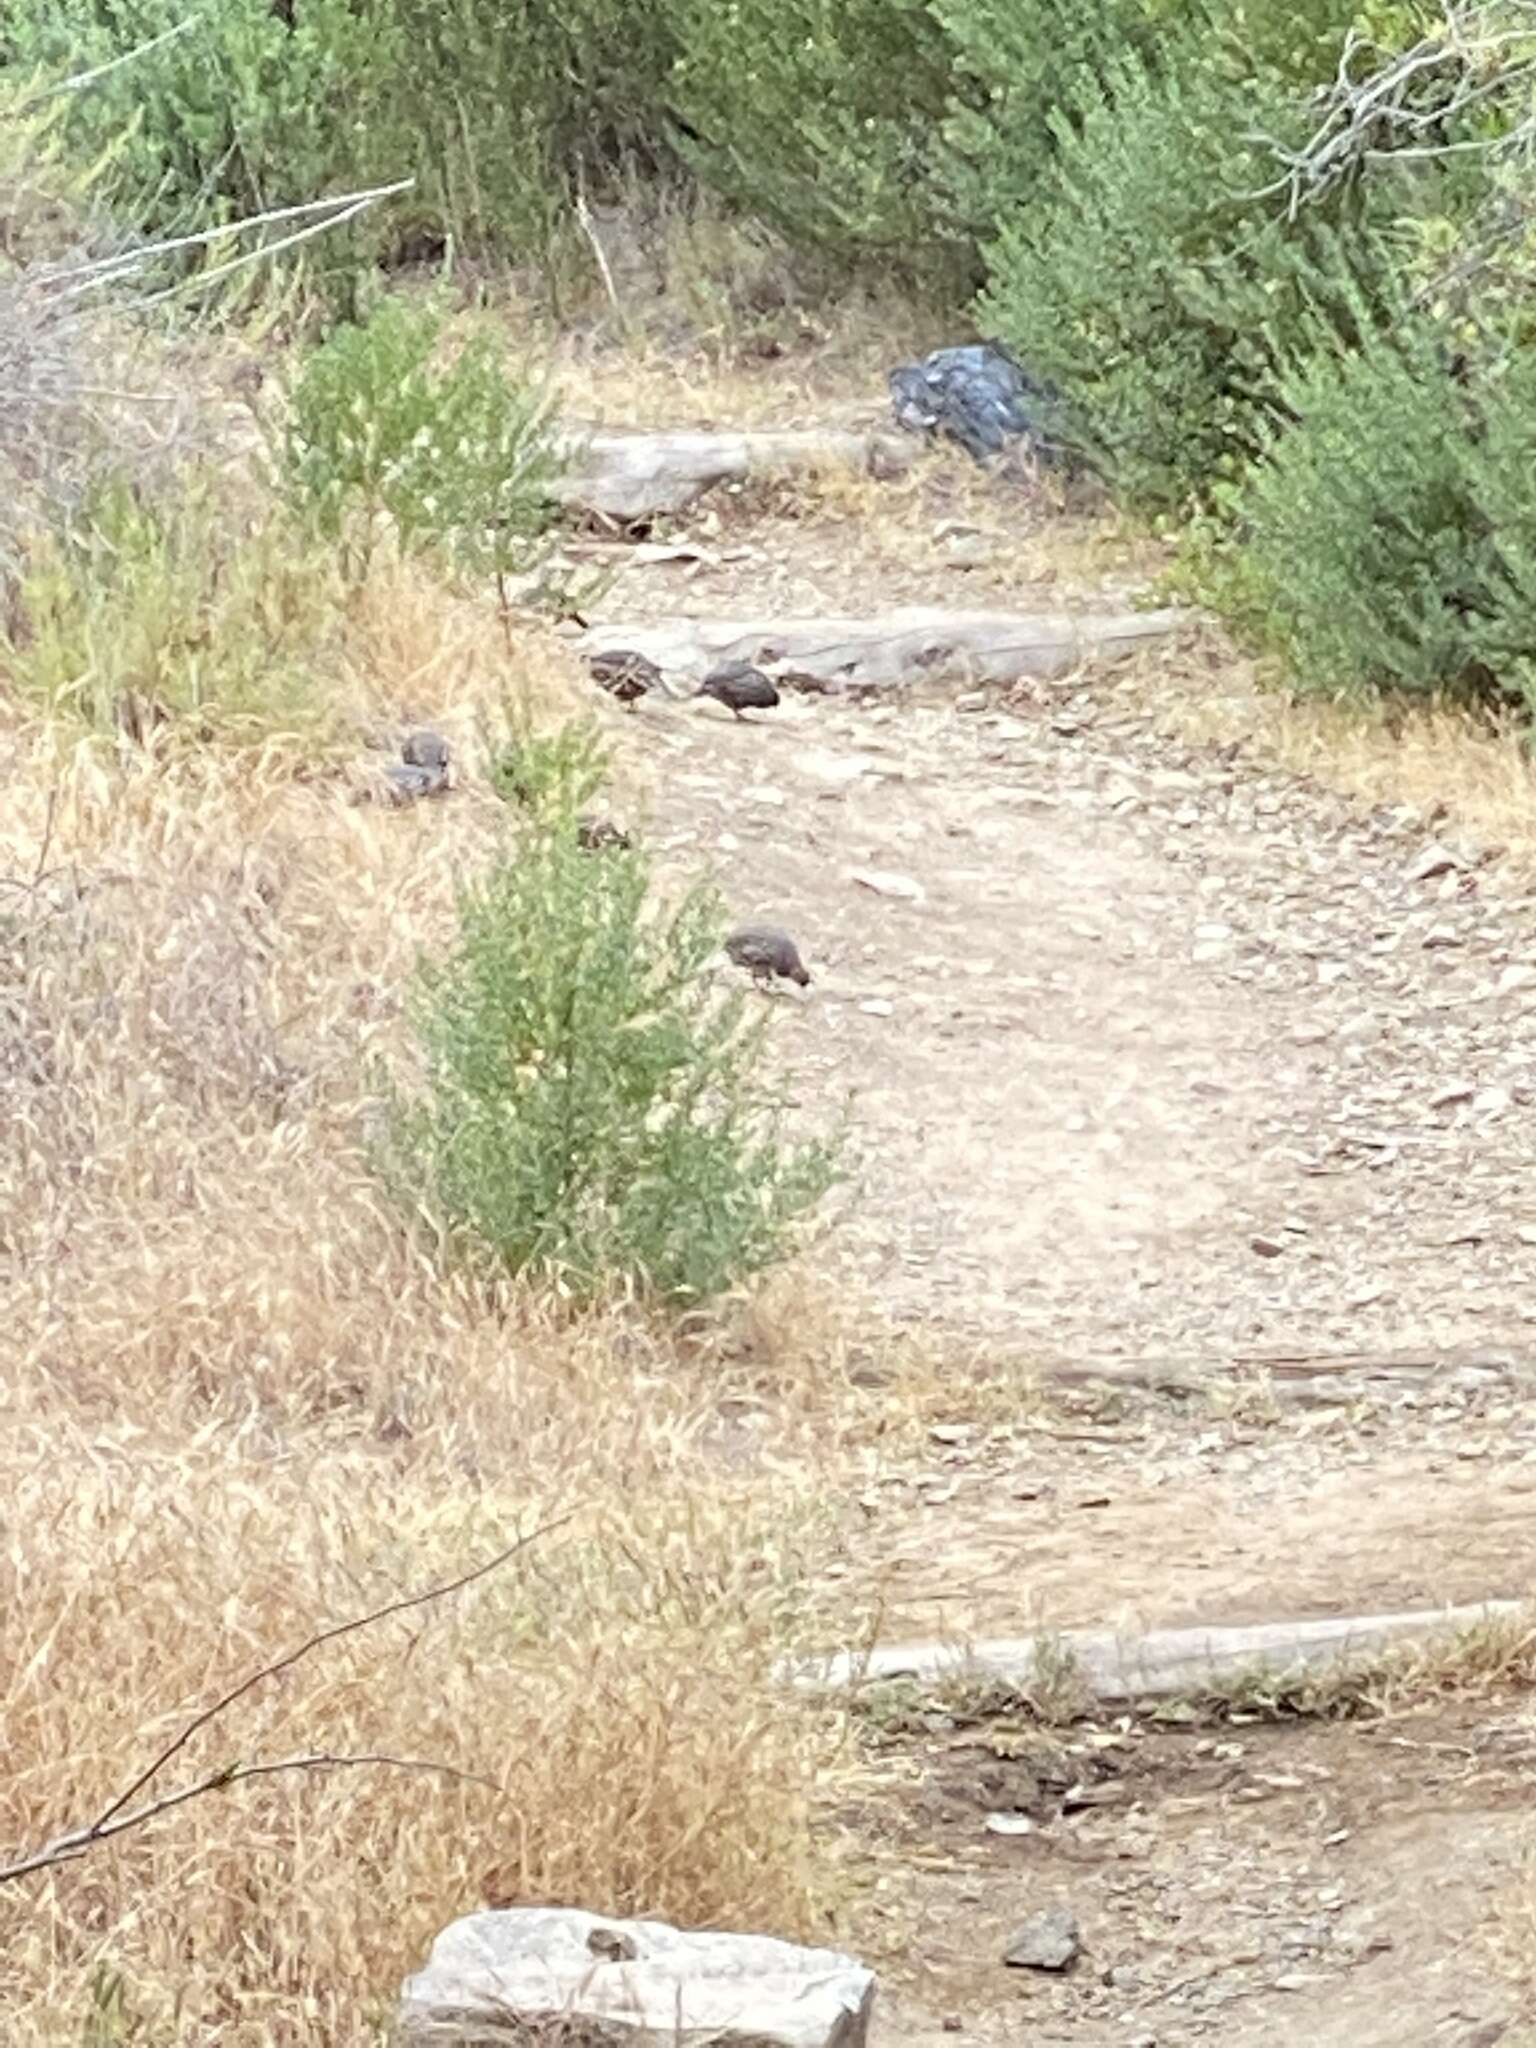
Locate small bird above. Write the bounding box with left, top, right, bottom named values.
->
left=384, top=728, right=451, bottom=804
left=697, top=659, right=780, bottom=721
left=726, top=923, right=811, bottom=989
left=586, top=1926, right=638, bottom=1963
left=576, top=814, right=632, bottom=852
left=589, top=648, right=662, bottom=709
left=400, top=728, right=450, bottom=773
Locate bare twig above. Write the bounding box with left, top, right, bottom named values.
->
left=95, top=1514, right=570, bottom=1831
left=10, top=14, right=202, bottom=113
left=53, top=177, right=417, bottom=297
left=573, top=167, right=621, bottom=320
left=0, top=1752, right=507, bottom=1884
left=1246, top=1, right=1536, bottom=216
left=0, top=1513, right=571, bottom=1885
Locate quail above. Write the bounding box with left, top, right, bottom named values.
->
left=697, top=659, right=780, bottom=721
left=726, top=923, right=811, bottom=988
left=577, top=814, right=632, bottom=852
left=383, top=728, right=450, bottom=803
left=401, top=728, right=450, bottom=773
left=589, top=648, right=662, bottom=709
left=586, top=1926, right=638, bottom=1963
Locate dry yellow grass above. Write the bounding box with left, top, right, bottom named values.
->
left=1132, top=627, right=1536, bottom=873
left=0, top=547, right=863, bottom=2043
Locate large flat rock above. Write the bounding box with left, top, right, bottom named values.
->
left=397, top=1907, right=876, bottom=2047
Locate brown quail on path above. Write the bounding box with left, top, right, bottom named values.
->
left=589, top=648, right=662, bottom=709
left=697, top=660, right=780, bottom=721
left=726, top=923, right=811, bottom=988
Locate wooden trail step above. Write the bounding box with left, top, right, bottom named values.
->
left=577, top=606, right=1188, bottom=691
left=792, top=1602, right=1529, bottom=1705
left=552, top=422, right=920, bottom=521
left=1039, top=1346, right=1530, bottom=1406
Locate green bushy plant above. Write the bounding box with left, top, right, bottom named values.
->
left=281, top=296, right=561, bottom=588
left=932, top=0, right=1172, bottom=254
left=1223, top=317, right=1536, bottom=712
left=1, top=0, right=683, bottom=288
left=665, top=0, right=961, bottom=281
left=484, top=706, right=610, bottom=817
left=382, top=764, right=838, bottom=1302
left=978, top=35, right=1387, bottom=510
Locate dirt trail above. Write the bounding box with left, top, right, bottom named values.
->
left=576, top=462, right=1536, bottom=2042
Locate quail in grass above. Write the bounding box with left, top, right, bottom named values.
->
left=576, top=813, right=632, bottom=852
left=697, top=659, right=780, bottom=721
left=384, top=727, right=451, bottom=803
left=589, top=648, right=663, bottom=709
left=726, top=923, right=811, bottom=989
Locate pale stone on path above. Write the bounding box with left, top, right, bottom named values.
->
left=397, top=1907, right=876, bottom=2048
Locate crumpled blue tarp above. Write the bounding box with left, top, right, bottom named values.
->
left=887, top=340, right=1055, bottom=464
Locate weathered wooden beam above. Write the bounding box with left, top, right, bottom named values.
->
left=793, top=1603, right=1528, bottom=1705
left=578, top=606, right=1187, bottom=690
left=551, top=423, right=919, bottom=522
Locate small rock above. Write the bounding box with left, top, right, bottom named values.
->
left=1429, top=1083, right=1475, bottom=1111
left=1004, top=1906, right=1081, bottom=1973
left=849, top=868, right=926, bottom=903
left=955, top=691, right=987, bottom=713
left=941, top=2018, right=963, bottom=2035
left=859, top=999, right=896, bottom=1018
left=1406, top=842, right=1465, bottom=883
left=983, top=1812, right=1036, bottom=1837
left=1249, top=1235, right=1286, bottom=1259
left=1497, top=963, right=1536, bottom=995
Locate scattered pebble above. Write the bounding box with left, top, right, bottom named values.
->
left=1004, top=1907, right=1082, bottom=1973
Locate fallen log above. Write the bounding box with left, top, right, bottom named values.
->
left=793, top=1602, right=1528, bottom=1705
left=1041, top=1347, right=1526, bottom=1405
left=578, top=606, right=1187, bottom=690
left=551, top=423, right=919, bottom=522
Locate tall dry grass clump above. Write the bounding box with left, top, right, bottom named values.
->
left=0, top=534, right=852, bottom=2040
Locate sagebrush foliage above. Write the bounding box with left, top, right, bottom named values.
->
left=281, top=297, right=560, bottom=584
left=978, top=34, right=1390, bottom=511
left=1229, top=320, right=1536, bottom=714
left=665, top=0, right=960, bottom=281
left=383, top=750, right=838, bottom=1303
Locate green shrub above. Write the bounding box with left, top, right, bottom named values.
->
left=4, top=474, right=344, bottom=742
left=665, top=0, right=961, bottom=281
left=932, top=0, right=1172, bottom=255
left=484, top=706, right=610, bottom=818
left=1222, top=318, right=1536, bottom=711
left=978, top=35, right=1388, bottom=511
left=280, top=296, right=561, bottom=588
left=1, top=0, right=683, bottom=287
left=382, top=761, right=838, bottom=1303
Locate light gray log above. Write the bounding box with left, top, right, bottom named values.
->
left=793, top=1602, right=1528, bottom=1704
left=577, top=606, right=1187, bottom=690
left=552, top=424, right=918, bottom=522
